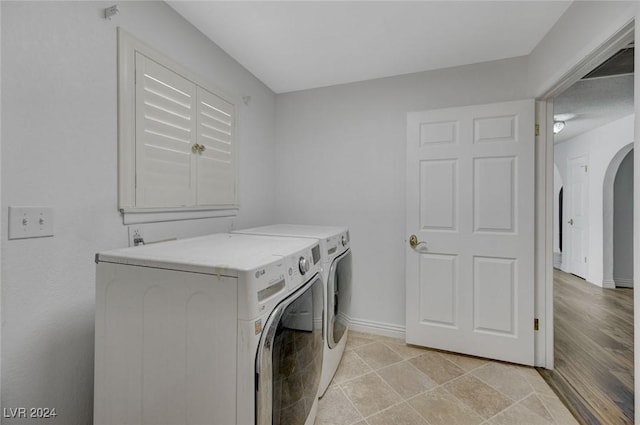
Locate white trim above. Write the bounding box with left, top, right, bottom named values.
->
left=121, top=207, right=238, bottom=225
left=535, top=100, right=553, bottom=368
left=540, top=18, right=636, bottom=373
left=602, top=278, right=616, bottom=289
left=613, top=277, right=634, bottom=288
left=540, top=20, right=634, bottom=100
left=553, top=252, right=562, bottom=269
left=118, top=28, right=135, bottom=209
left=544, top=100, right=555, bottom=370
left=346, top=316, right=405, bottom=339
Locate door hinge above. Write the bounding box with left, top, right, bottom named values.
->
left=585, top=257, right=587, bottom=263
left=534, top=318, right=539, bottom=331
left=535, top=124, right=540, bottom=137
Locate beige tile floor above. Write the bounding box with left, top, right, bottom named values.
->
left=315, top=331, right=578, bottom=425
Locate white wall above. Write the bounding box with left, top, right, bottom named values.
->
left=613, top=150, right=634, bottom=286
left=554, top=115, right=634, bottom=286
left=529, top=1, right=637, bottom=97
left=1, top=1, right=638, bottom=422
left=275, top=57, right=532, bottom=331
left=1, top=2, right=276, bottom=424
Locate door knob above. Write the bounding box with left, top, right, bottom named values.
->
left=568, top=219, right=574, bottom=225
left=409, top=234, right=426, bottom=249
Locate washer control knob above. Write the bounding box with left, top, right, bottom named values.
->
left=299, top=257, right=310, bottom=275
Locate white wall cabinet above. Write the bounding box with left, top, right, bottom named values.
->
left=119, top=29, right=237, bottom=222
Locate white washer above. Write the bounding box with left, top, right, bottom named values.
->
left=94, top=233, right=324, bottom=425
left=233, top=224, right=352, bottom=396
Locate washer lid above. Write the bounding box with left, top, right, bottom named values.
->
left=96, top=233, right=316, bottom=276
left=234, top=224, right=350, bottom=262
left=234, top=224, right=347, bottom=239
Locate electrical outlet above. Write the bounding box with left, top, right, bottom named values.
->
left=128, top=225, right=145, bottom=247
left=8, top=206, right=54, bottom=240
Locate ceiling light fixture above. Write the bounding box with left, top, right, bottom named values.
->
left=553, top=121, right=565, bottom=134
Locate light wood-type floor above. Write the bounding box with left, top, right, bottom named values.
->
left=538, top=270, right=634, bottom=425
left=316, top=331, right=577, bottom=425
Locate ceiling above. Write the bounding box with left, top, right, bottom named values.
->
left=167, top=1, right=633, bottom=144
left=553, top=74, right=634, bottom=144
left=167, top=1, right=572, bottom=94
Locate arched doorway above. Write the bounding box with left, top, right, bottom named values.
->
left=603, top=143, right=634, bottom=288
left=613, top=149, right=634, bottom=287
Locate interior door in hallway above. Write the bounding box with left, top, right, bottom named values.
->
left=405, top=99, right=535, bottom=366
left=566, top=156, right=588, bottom=279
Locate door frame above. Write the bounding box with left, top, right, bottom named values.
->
left=536, top=20, right=634, bottom=370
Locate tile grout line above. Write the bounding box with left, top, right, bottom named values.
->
left=359, top=336, right=542, bottom=423
left=335, top=380, right=367, bottom=425
left=363, top=365, right=434, bottom=425
left=480, top=396, right=557, bottom=425
left=333, top=349, right=374, bottom=386
left=469, top=364, right=538, bottom=404
left=437, top=355, right=559, bottom=423
left=345, top=338, right=435, bottom=425
left=328, top=332, right=570, bottom=425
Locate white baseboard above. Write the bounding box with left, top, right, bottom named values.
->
left=346, top=315, right=405, bottom=339
left=602, top=278, right=616, bottom=289
left=553, top=252, right=562, bottom=269
left=614, top=277, right=634, bottom=288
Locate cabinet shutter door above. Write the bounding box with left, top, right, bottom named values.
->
left=135, top=53, right=197, bottom=208
left=196, top=87, right=236, bottom=206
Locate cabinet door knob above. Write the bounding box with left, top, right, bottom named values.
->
left=192, top=144, right=206, bottom=154
left=568, top=218, right=574, bottom=225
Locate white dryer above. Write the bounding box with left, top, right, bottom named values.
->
left=94, top=233, right=324, bottom=425
left=233, top=225, right=351, bottom=396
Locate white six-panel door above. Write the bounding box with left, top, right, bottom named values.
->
left=406, top=100, right=535, bottom=366
left=566, top=156, right=588, bottom=279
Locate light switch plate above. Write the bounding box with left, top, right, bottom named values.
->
left=8, top=206, right=54, bottom=240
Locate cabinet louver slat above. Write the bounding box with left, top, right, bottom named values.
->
left=120, top=30, right=238, bottom=216
left=135, top=53, right=196, bottom=208
left=196, top=87, right=235, bottom=206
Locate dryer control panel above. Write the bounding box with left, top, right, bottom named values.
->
left=324, top=230, right=350, bottom=260
left=284, top=242, right=321, bottom=291
left=237, top=243, right=320, bottom=321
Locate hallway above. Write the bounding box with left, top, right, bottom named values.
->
left=538, top=270, right=634, bottom=425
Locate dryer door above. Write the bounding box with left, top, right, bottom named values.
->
left=256, top=274, right=324, bottom=425
left=328, top=249, right=352, bottom=349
